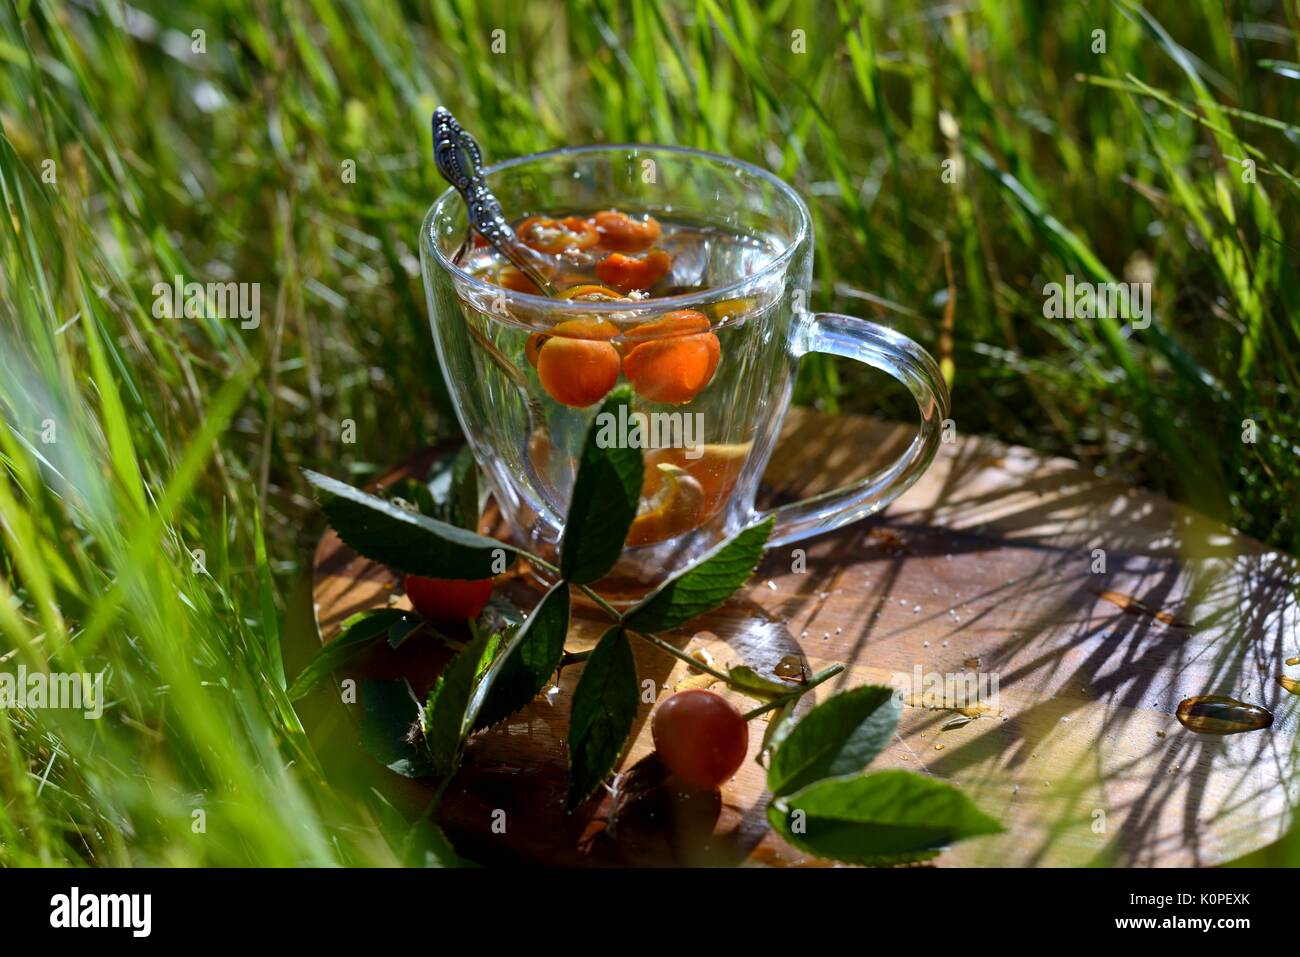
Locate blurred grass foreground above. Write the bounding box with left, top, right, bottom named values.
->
left=0, top=0, right=1296, bottom=865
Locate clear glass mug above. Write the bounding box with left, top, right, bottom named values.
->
left=420, top=145, right=948, bottom=601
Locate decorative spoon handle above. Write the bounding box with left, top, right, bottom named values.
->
left=432, top=107, right=558, bottom=297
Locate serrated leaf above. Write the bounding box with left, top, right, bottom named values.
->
left=287, top=609, right=408, bottom=700
left=386, top=612, right=424, bottom=649
left=560, top=388, right=643, bottom=584
left=767, top=685, right=899, bottom=797
left=357, top=679, right=435, bottom=778
left=566, top=627, right=639, bottom=809
left=471, top=582, right=571, bottom=731
left=423, top=629, right=502, bottom=779
left=727, top=665, right=791, bottom=701
left=623, top=517, right=774, bottom=633
left=768, top=769, right=1002, bottom=865
left=304, top=469, right=515, bottom=579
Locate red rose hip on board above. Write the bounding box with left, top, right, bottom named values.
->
left=651, top=689, right=749, bottom=790
left=403, top=575, right=494, bottom=623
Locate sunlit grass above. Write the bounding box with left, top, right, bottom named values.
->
left=0, top=0, right=1295, bottom=865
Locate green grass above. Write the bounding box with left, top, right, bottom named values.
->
left=0, top=0, right=1296, bottom=865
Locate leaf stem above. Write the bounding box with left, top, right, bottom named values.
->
left=522, top=552, right=561, bottom=575
left=627, top=628, right=731, bottom=682
left=512, top=543, right=783, bottom=694
left=515, top=551, right=625, bottom=623
left=742, top=663, right=845, bottom=720
left=558, top=649, right=592, bottom=669
left=572, top=581, right=625, bottom=623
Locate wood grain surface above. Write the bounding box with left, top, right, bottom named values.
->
left=311, top=409, right=1299, bottom=866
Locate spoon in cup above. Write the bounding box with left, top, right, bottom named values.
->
left=431, top=107, right=571, bottom=502
left=432, top=106, right=560, bottom=297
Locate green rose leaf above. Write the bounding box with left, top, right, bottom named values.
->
left=287, top=608, right=408, bottom=700
left=471, top=582, right=571, bottom=731
left=423, top=628, right=503, bottom=780
left=560, top=387, right=644, bottom=584
left=727, top=665, right=792, bottom=702
left=386, top=612, right=426, bottom=649
left=767, top=769, right=1003, bottom=865
left=767, top=684, right=900, bottom=797
left=566, top=626, right=639, bottom=809
left=623, top=516, right=774, bottom=633
left=304, top=469, right=514, bottom=579
left=357, top=679, right=435, bottom=779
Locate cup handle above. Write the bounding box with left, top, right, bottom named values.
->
left=758, top=311, right=950, bottom=548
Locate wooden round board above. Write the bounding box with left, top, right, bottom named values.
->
left=311, top=408, right=1299, bottom=866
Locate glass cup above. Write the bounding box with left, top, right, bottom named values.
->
left=420, top=145, right=948, bottom=601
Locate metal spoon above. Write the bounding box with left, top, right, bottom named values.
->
left=431, top=106, right=559, bottom=297
left=430, top=107, right=561, bottom=508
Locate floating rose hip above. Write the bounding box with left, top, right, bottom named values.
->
left=652, top=689, right=749, bottom=790
left=622, top=310, right=720, bottom=404
left=592, top=209, right=661, bottom=252
left=559, top=283, right=626, bottom=302
left=595, top=249, right=672, bottom=291
left=496, top=266, right=541, bottom=295
left=524, top=285, right=629, bottom=367
left=533, top=317, right=622, bottom=407
left=517, top=215, right=600, bottom=254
